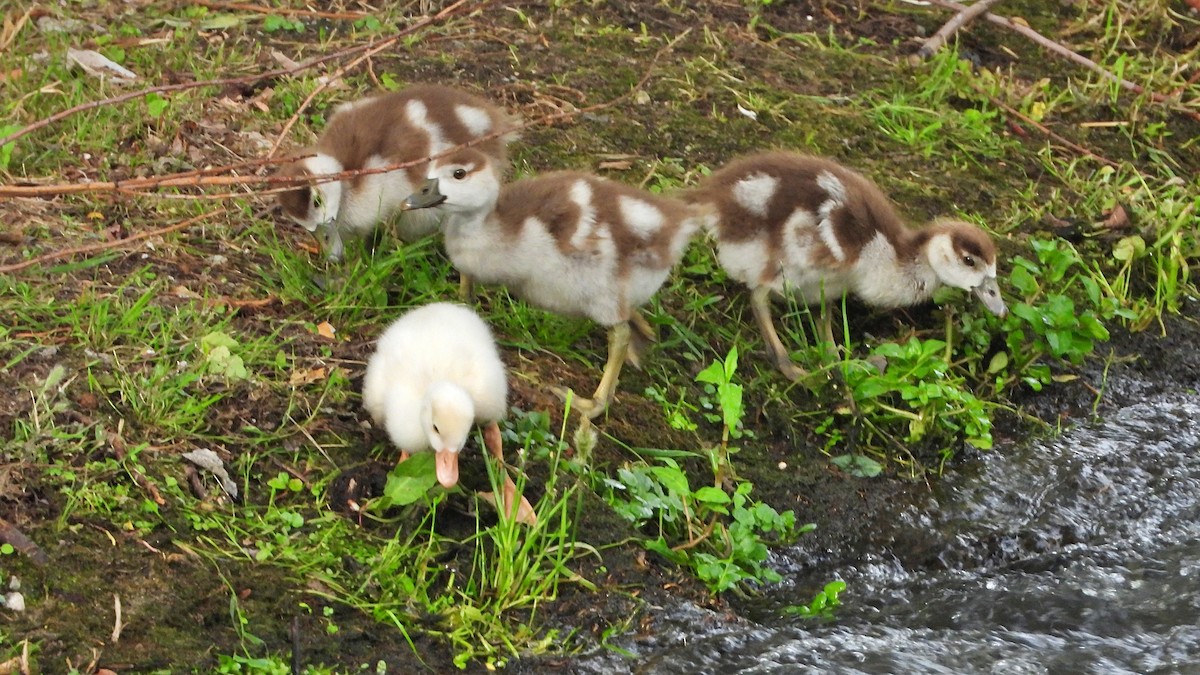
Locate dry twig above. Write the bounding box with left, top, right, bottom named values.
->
left=190, top=0, right=369, bottom=21
left=922, top=0, right=1200, bottom=123
left=917, top=0, right=1006, bottom=58
left=0, top=0, right=481, bottom=150
left=987, top=95, right=1120, bottom=168
left=0, top=208, right=225, bottom=274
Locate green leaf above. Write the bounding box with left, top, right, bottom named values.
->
left=381, top=453, right=438, bottom=507
left=1112, top=235, right=1146, bottom=262
left=205, top=345, right=248, bottom=380
left=986, top=351, right=1009, bottom=374
left=145, top=92, right=169, bottom=118
left=198, top=13, right=245, bottom=29
left=649, top=465, right=690, bottom=497
left=693, top=486, right=732, bottom=505
left=0, top=123, right=20, bottom=171
left=695, top=360, right=725, bottom=385
left=830, top=454, right=883, bottom=478
left=201, top=331, right=238, bottom=352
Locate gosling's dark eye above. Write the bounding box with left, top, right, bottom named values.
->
left=432, top=424, right=441, bottom=435
left=962, top=255, right=976, bottom=268
left=452, top=168, right=467, bottom=180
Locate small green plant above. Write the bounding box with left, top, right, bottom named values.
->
left=695, top=346, right=747, bottom=480
left=998, top=238, right=1113, bottom=390
left=262, top=15, right=304, bottom=33
left=604, top=459, right=802, bottom=593
left=820, top=336, right=996, bottom=474
left=604, top=346, right=806, bottom=593
left=783, top=580, right=847, bottom=618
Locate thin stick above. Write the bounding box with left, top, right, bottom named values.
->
left=917, top=0, right=1006, bottom=58
left=0, top=0, right=480, bottom=149
left=0, top=208, right=224, bottom=274
left=987, top=95, right=1121, bottom=168
left=922, top=0, right=1200, bottom=122
left=0, top=28, right=689, bottom=200
left=190, top=0, right=369, bottom=21
left=112, top=594, right=123, bottom=644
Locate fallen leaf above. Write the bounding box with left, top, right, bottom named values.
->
left=1188, top=0, right=1200, bottom=11
left=316, top=321, right=336, bottom=339
left=288, top=367, right=326, bottom=387
left=1099, top=203, right=1132, bottom=230
left=171, top=284, right=202, bottom=299
left=182, top=448, right=239, bottom=499
left=271, top=49, right=302, bottom=70
left=66, top=47, right=138, bottom=82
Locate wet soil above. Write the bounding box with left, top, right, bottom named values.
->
left=1, top=1, right=1197, bottom=672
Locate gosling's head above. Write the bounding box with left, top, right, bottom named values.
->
left=403, top=148, right=501, bottom=216
left=277, top=154, right=344, bottom=233
left=421, top=381, right=477, bottom=489
left=924, top=219, right=1007, bottom=317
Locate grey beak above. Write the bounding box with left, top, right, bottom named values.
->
left=973, top=277, right=1008, bottom=317
left=403, top=178, right=447, bottom=210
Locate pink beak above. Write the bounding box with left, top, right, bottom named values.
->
left=435, top=449, right=459, bottom=488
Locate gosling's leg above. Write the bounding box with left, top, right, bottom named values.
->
left=481, top=421, right=537, bottom=526
left=750, top=285, right=807, bottom=381
left=566, top=321, right=632, bottom=419
left=457, top=273, right=475, bottom=303
left=626, top=310, right=656, bottom=370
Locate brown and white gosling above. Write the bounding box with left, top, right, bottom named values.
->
left=361, top=302, right=535, bottom=525
left=277, top=84, right=517, bottom=262
left=687, top=150, right=1007, bottom=380
left=403, top=149, right=705, bottom=419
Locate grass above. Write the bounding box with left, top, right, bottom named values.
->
left=1, top=0, right=1198, bottom=671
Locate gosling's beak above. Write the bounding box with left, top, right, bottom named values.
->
left=434, top=449, right=459, bottom=489
left=973, top=277, right=1008, bottom=317
left=403, top=178, right=447, bottom=210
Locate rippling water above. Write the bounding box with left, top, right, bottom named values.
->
left=573, top=394, right=1200, bottom=674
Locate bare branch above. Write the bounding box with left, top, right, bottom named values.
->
left=0, top=0, right=481, bottom=149
left=987, top=96, right=1120, bottom=168
left=190, top=0, right=370, bottom=21
left=0, top=208, right=225, bottom=274
left=917, top=0, right=1006, bottom=59
left=922, top=0, right=1200, bottom=123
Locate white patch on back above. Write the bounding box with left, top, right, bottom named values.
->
left=620, top=196, right=664, bottom=239
left=567, top=180, right=601, bottom=250
left=716, top=233, right=772, bottom=289
left=815, top=170, right=847, bottom=262
left=454, top=104, right=494, bottom=137
left=406, top=99, right=447, bottom=153
left=732, top=173, right=778, bottom=218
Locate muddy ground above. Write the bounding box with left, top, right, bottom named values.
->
left=2, top=0, right=1198, bottom=672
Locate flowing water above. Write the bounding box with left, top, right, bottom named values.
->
left=572, top=391, right=1200, bottom=674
